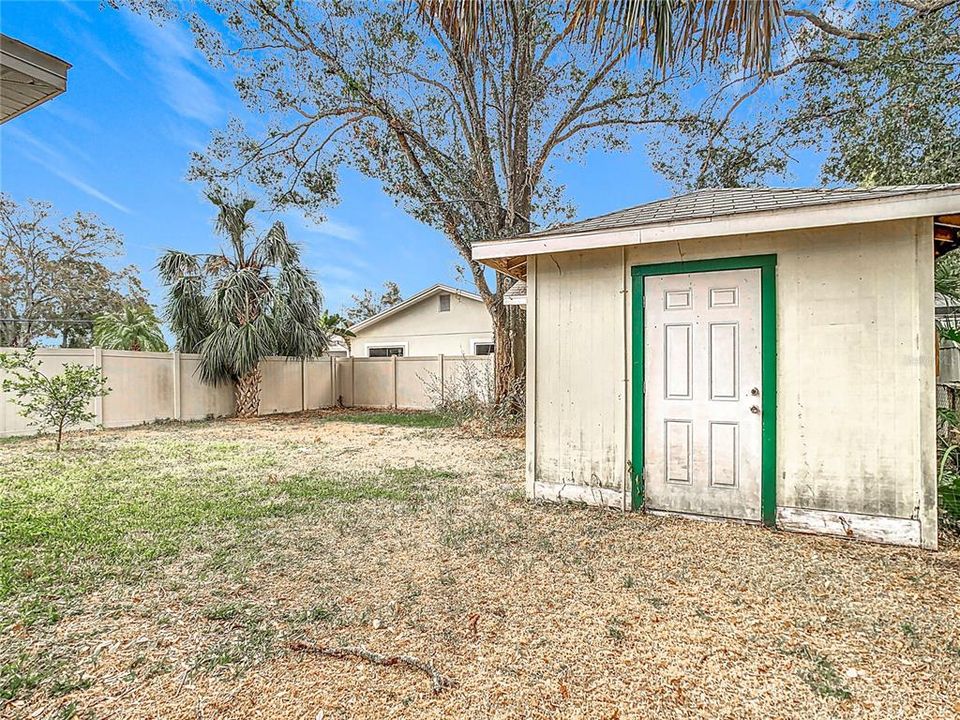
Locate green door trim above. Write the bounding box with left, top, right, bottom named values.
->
left=630, top=254, right=778, bottom=526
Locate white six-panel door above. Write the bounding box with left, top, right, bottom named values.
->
left=643, top=269, right=763, bottom=521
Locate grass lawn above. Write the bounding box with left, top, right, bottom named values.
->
left=328, top=410, right=456, bottom=428
left=0, top=413, right=958, bottom=719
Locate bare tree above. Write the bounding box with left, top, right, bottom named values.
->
left=0, top=194, right=146, bottom=348
left=156, top=1, right=687, bottom=402
left=344, top=281, right=403, bottom=325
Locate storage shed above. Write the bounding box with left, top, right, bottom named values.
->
left=474, top=185, right=960, bottom=549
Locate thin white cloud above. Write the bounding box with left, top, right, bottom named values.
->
left=56, top=17, right=130, bottom=79
left=48, top=168, right=133, bottom=214
left=4, top=122, right=93, bottom=165
left=5, top=126, right=132, bottom=214
left=36, top=98, right=99, bottom=133
left=315, top=265, right=362, bottom=283
left=60, top=1, right=90, bottom=20
left=89, top=39, right=131, bottom=80
left=123, top=12, right=222, bottom=125
left=312, top=220, right=364, bottom=244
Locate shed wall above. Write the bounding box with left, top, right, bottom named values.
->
left=530, top=218, right=936, bottom=546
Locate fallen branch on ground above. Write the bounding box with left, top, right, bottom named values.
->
left=289, top=640, right=457, bottom=694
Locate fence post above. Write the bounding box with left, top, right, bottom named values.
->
left=301, top=358, right=307, bottom=412
left=172, top=350, right=182, bottom=421
left=392, top=354, right=398, bottom=409
left=330, top=356, right=336, bottom=407
left=92, top=346, right=104, bottom=427
left=438, top=354, right=444, bottom=404
left=350, top=356, right=356, bottom=407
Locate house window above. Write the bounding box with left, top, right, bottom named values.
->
left=473, top=342, right=495, bottom=356
left=368, top=346, right=404, bottom=357
left=438, top=293, right=451, bottom=312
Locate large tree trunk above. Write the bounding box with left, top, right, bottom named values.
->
left=490, top=299, right=525, bottom=410
left=235, top=366, right=262, bottom=418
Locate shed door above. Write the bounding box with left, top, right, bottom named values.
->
left=643, top=269, right=762, bottom=521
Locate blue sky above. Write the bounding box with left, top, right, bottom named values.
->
left=0, top=0, right=819, bottom=316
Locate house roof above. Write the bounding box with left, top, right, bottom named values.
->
left=473, top=184, right=960, bottom=279
left=521, top=185, right=960, bottom=239
left=503, top=279, right=527, bottom=306
left=348, top=283, right=483, bottom=333
left=1, top=34, right=71, bottom=124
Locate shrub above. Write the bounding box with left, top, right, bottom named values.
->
left=421, top=358, right=523, bottom=436
left=0, top=347, right=110, bottom=451
left=937, top=406, right=960, bottom=531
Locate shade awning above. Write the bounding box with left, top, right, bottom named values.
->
left=1, top=34, right=70, bottom=124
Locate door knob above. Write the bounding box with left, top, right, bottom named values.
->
left=750, top=387, right=760, bottom=396
left=750, top=405, right=760, bottom=414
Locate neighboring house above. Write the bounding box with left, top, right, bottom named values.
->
left=474, top=184, right=960, bottom=550
left=324, top=338, right=350, bottom=357
left=936, top=294, right=960, bottom=383
left=348, top=284, right=493, bottom=358
left=1, top=34, right=70, bottom=123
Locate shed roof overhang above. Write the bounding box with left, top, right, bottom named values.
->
left=1, top=35, right=71, bottom=124
left=474, top=186, right=960, bottom=281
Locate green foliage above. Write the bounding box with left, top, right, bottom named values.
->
left=318, top=310, right=355, bottom=340
left=652, top=1, right=959, bottom=189
left=330, top=411, right=456, bottom=429
left=0, top=194, right=147, bottom=348
left=935, top=251, right=960, bottom=302
left=937, top=442, right=960, bottom=530
left=93, top=304, right=168, bottom=352
left=157, top=193, right=327, bottom=386
left=0, top=434, right=438, bottom=630
left=936, top=406, right=960, bottom=530
left=794, top=647, right=852, bottom=701
left=0, top=348, right=109, bottom=451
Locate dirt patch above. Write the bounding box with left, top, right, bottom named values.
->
left=1, top=415, right=957, bottom=719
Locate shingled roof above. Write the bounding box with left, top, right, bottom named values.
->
left=473, top=184, right=960, bottom=280
left=520, top=184, right=960, bottom=239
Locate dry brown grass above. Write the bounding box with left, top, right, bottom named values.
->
left=1, top=412, right=958, bottom=719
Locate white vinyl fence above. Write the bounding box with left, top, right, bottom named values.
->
left=0, top=347, right=493, bottom=437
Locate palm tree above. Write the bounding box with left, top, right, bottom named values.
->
left=93, top=305, right=168, bottom=352
left=936, top=251, right=960, bottom=302
left=414, top=0, right=784, bottom=72
left=157, top=194, right=328, bottom=418
left=319, top=310, right=355, bottom=350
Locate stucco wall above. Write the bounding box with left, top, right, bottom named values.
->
left=351, top=292, right=493, bottom=357
left=529, top=218, right=937, bottom=545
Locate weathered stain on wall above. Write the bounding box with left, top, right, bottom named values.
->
left=530, top=218, right=936, bottom=545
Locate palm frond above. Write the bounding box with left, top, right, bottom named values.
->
left=936, top=251, right=960, bottom=301
left=415, top=0, right=784, bottom=72
left=160, top=196, right=329, bottom=394
left=255, top=221, right=299, bottom=268
left=156, top=250, right=202, bottom=284
left=210, top=192, right=257, bottom=261
left=93, top=305, right=168, bottom=352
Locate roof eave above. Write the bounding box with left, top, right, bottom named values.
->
left=1, top=34, right=71, bottom=124
left=473, top=188, right=960, bottom=265
left=347, top=283, right=483, bottom=333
